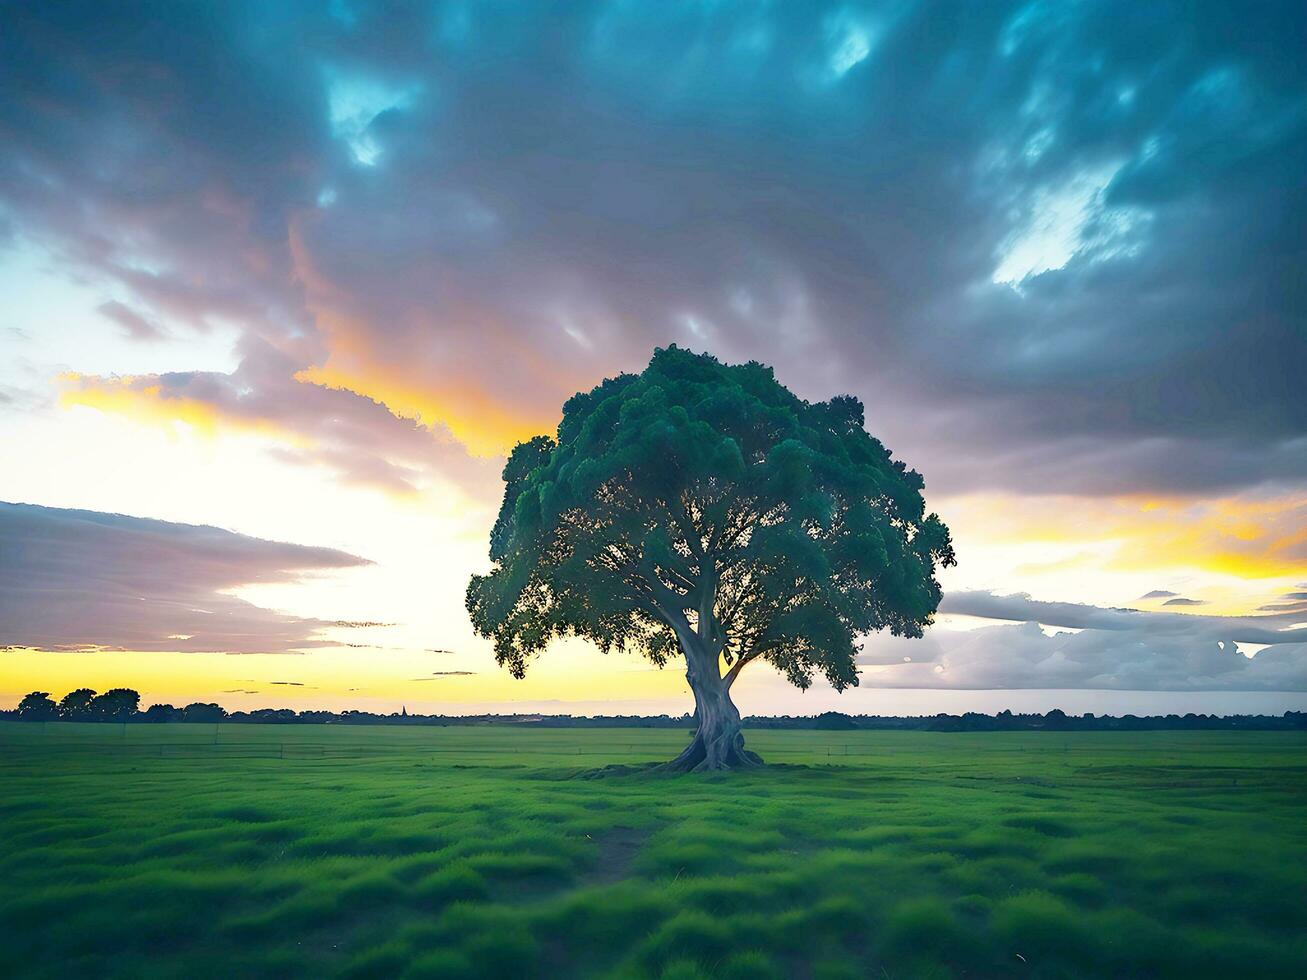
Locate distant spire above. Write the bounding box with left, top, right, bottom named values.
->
left=401, top=705, right=407, bottom=718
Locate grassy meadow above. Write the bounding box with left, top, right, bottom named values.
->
left=2, top=723, right=1305, bottom=978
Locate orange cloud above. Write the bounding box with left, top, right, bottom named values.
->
left=286, top=214, right=594, bottom=457
left=1106, top=496, right=1307, bottom=581
left=59, top=373, right=288, bottom=442
left=56, top=368, right=495, bottom=499
left=295, top=361, right=548, bottom=458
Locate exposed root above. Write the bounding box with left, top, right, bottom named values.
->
left=656, top=728, right=763, bottom=773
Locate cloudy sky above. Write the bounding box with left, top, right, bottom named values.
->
left=2, top=0, right=1305, bottom=715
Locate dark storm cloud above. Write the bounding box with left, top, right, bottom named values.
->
left=0, top=501, right=369, bottom=654
left=857, top=590, right=1307, bottom=690
left=1, top=1, right=1305, bottom=495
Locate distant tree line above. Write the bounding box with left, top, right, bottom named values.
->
left=10, top=689, right=228, bottom=724
left=5, top=690, right=1307, bottom=731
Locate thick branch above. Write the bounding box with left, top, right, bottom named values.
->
left=696, top=559, right=717, bottom=646
left=639, top=560, right=687, bottom=610
left=723, top=649, right=760, bottom=689
left=670, top=496, right=707, bottom=562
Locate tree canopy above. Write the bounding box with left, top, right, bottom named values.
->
left=467, top=346, right=955, bottom=768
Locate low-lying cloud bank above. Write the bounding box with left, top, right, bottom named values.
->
left=0, top=502, right=369, bottom=654
left=858, top=591, right=1307, bottom=691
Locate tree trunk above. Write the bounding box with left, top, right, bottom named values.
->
left=660, top=634, right=762, bottom=772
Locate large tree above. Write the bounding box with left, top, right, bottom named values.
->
left=467, top=347, right=954, bottom=771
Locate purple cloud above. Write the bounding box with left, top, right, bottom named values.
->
left=0, top=501, right=370, bottom=654
left=96, top=301, right=166, bottom=342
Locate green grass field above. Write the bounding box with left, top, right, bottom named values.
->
left=2, top=723, right=1305, bottom=978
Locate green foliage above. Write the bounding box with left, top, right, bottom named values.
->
left=2, top=723, right=1305, bottom=978
left=468, top=346, right=954, bottom=693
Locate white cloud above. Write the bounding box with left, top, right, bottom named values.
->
left=325, top=68, right=421, bottom=166
left=992, top=161, right=1150, bottom=285
left=824, top=13, right=875, bottom=78
left=857, top=591, right=1307, bottom=690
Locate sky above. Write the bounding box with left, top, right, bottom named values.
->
left=2, top=0, right=1305, bottom=717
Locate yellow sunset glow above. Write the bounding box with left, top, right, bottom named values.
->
left=935, top=492, right=1307, bottom=615
left=58, top=374, right=303, bottom=445
left=294, top=361, right=548, bottom=458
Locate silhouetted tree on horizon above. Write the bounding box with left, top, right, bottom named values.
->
left=16, top=691, right=59, bottom=721
left=89, top=688, right=140, bottom=722
left=58, top=688, right=97, bottom=721
left=181, top=703, right=226, bottom=723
